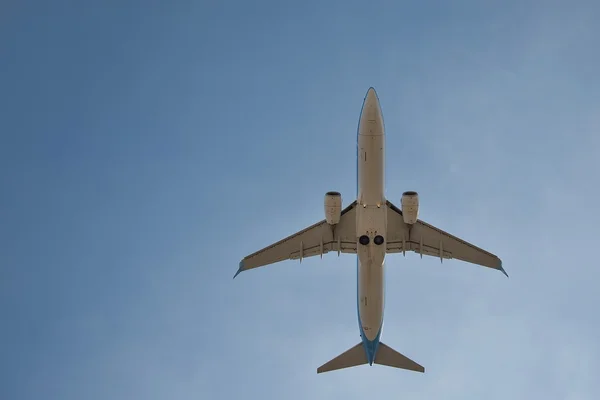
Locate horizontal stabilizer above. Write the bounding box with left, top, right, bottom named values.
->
left=374, top=342, right=425, bottom=373
left=317, top=342, right=367, bottom=373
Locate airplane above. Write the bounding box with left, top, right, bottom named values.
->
left=234, top=87, right=506, bottom=374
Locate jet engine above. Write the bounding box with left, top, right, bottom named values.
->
left=324, top=191, right=342, bottom=225
left=401, top=191, right=419, bottom=225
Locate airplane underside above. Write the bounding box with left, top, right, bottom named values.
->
left=235, top=87, right=506, bottom=374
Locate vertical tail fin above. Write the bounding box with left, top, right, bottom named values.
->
left=374, top=342, right=425, bottom=373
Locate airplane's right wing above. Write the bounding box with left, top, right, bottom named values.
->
left=385, top=200, right=506, bottom=276
left=234, top=201, right=358, bottom=278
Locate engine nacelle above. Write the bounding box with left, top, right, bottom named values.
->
left=324, top=191, right=342, bottom=225
left=401, top=191, right=419, bottom=225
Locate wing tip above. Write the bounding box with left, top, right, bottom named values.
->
left=498, top=260, right=508, bottom=278
left=233, top=260, right=245, bottom=279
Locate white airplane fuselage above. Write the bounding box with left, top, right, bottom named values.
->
left=356, top=88, right=386, bottom=364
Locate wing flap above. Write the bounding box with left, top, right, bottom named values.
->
left=289, top=240, right=357, bottom=260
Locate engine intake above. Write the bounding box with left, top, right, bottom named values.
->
left=401, top=191, right=419, bottom=224
left=324, top=191, right=342, bottom=225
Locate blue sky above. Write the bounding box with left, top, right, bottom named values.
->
left=1, top=1, right=599, bottom=398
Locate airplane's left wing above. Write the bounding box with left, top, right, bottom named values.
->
left=234, top=201, right=358, bottom=278
left=385, top=200, right=507, bottom=276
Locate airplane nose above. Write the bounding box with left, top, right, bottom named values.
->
left=365, top=87, right=377, bottom=103
left=359, top=87, right=383, bottom=135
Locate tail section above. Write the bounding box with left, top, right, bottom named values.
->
left=317, top=343, right=368, bottom=373
left=317, top=341, right=425, bottom=374
left=374, top=342, right=425, bottom=373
